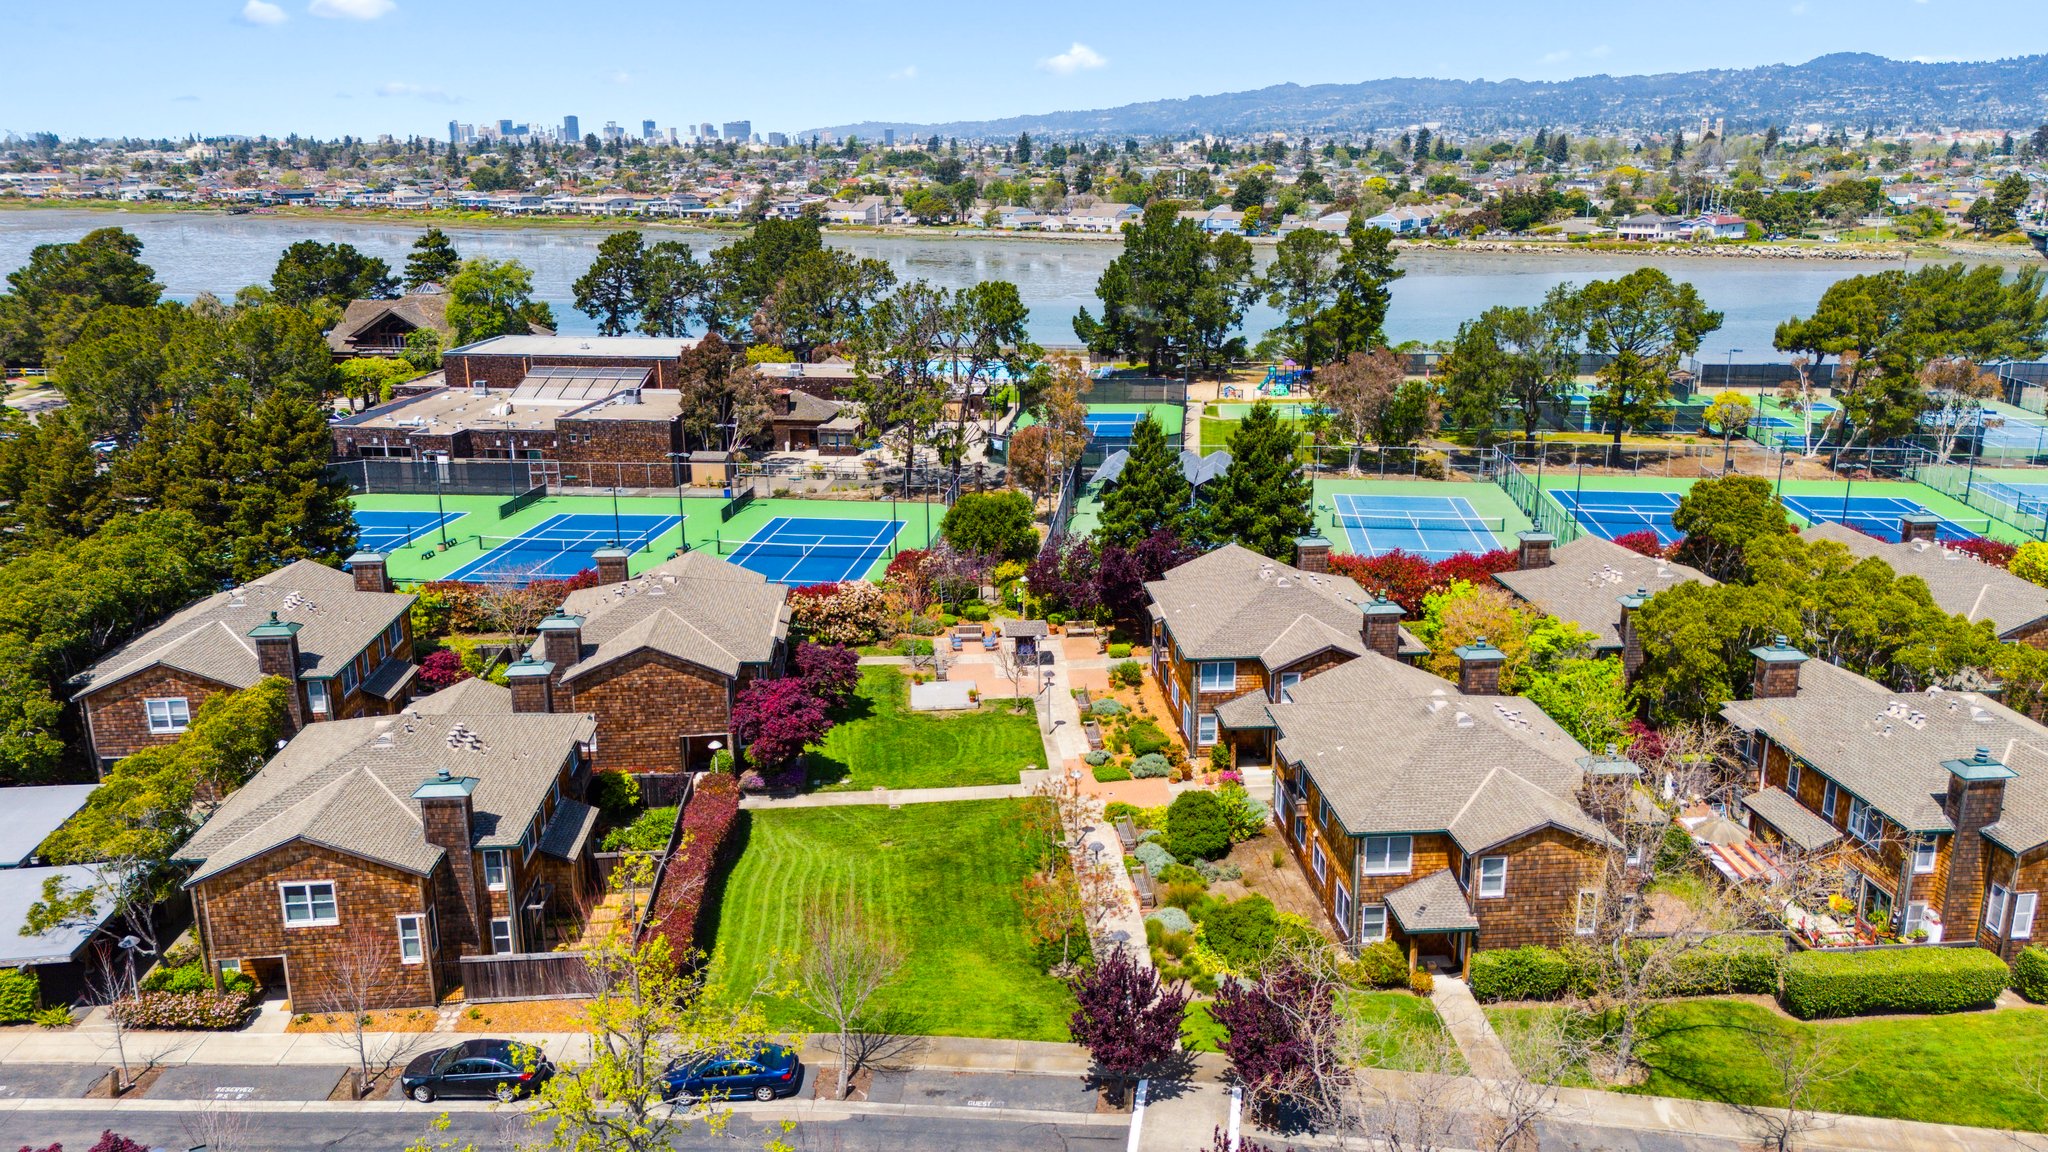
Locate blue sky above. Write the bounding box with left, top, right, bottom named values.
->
left=10, top=0, right=2045, bottom=140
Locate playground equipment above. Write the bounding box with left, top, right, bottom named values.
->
left=1260, top=361, right=1305, bottom=396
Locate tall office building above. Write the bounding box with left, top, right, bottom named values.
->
left=698, top=122, right=715, bottom=140
left=448, top=120, right=460, bottom=145
left=883, top=128, right=895, bottom=148
left=563, top=115, right=580, bottom=142
left=642, top=119, right=657, bottom=140
left=766, top=132, right=788, bottom=147
left=497, top=119, right=514, bottom=137
left=722, top=120, right=751, bottom=142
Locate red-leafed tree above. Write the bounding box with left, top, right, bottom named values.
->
left=794, top=641, right=860, bottom=708
left=1612, top=530, right=1670, bottom=559
left=1210, top=950, right=1347, bottom=1123
left=731, top=677, right=832, bottom=770
left=1066, top=944, right=1189, bottom=1104
left=1952, top=536, right=2017, bottom=567
left=417, top=647, right=470, bottom=690
left=1328, top=547, right=1518, bottom=614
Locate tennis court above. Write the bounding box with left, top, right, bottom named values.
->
left=719, top=516, right=904, bottom=585
left=1780, top=495, right=1983, bottom=543
left=354, top=509, right=466, bottom=553
left=1550, top=489, right=1685, bottom=545
left=1977, top=478, right=2048, bottom=520
left=1331, top=493, right=1506, bottom=560
left=447, top=513, right=683, bottom=583
left=1086, top=411, right=1144, bottom=438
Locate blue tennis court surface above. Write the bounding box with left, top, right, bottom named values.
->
left=1780, top=495, right=1979, bottom=543
left=1331, top=493, right=1506, bottom=560
left=1086, top=412, right=1141, bottom=437
left=447, top=513, right=681, bottom=583
left=1977, top=479, right=2048, bottom=519
left=1550, top=489, right=1684, bottom=545
left=721, top=517, right=904, bottom=585
left=354, top=509, right=465, bottom=553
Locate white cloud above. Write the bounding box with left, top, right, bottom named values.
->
left=608, top=69, right=634, bottom=86
left=240, top=0, right=287, bottom=24
left=888, top=65, right=918, bottom=81
left=1540, top=49, right=1571, bottom=64
left=1038, top=43, right=1107, bottom=75
left=376, top=80, right=456, bottom=103
left=309, top=0, right=394, bottom=19
left=1585, top=43, right=1611, bottom=58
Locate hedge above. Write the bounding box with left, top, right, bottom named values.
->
left=140, top=962, right=256, bottom=997
left=113, top=990, right=254, bottom=1030
left=1348, top=940, right=1408, bottom=989
left=1779, top=946, right=2011, bottom=1019
left=0, top=968, right=36, bottom=1023
left=2013, top=945, right=2048, bottom=1004
left=1650, top=936, right=1784, bottom=997
left=1469, top=946, right=1580, bottom=1002
left=646, top=773, right=743, bottom=961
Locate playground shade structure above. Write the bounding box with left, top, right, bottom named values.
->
left=1549, top=489, right=1685, bottom=546
left=1780, top=495, right=1984, bottom=543
left=449, top=513, right=682, bottom=583
left=354, top=509, right=466, bottom=553
left=717, top=516, right=905, bottom=585
left=1330, top=493, right=1506, bottom=560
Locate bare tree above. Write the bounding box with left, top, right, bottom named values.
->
left=184, top=1098, right=257, bottom=1152
left=1735, top=1029, right=1843, bottom=1152
left=318, top=934, right=442, bottom=1098
left=993, top=642, right=1031, bottom=700
left=1922, top=356, right=2002, bottom=465
left=789, top=898, right=904, bottom=1101
left=1473, top=1005, right=1591, bottom=1152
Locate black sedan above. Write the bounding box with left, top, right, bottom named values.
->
left=402, top=1038, right=554, bottom=1103
left=660, top=1044, right=804, bottom=1103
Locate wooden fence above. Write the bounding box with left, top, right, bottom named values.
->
left=458, top=951, right=594, bottom=1002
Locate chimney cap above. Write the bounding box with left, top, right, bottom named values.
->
left=1618, top=586, right=1652, bottom=609
left=1943, top=746, right=2017, bottom=782
left=1293, top=534, right=1331, bottom=548
left=247, top=611, right=303, bottom=640
left=411, top=769, right=479, bottom=799
left=505, top=654, right=556, bottom=679
left=592, top=547, right=630, bottom=560
left=345, top=550, right=389, bottom=566
left=538, top=613, right=587, bottom=632
left=1516, top=530, right=1555, bottom=545
left=1363, top=596, right=1405, bottom=618
left=1749, top=635, right=1808, bottom=663
left=1453, top=636, right=1505, bottom=662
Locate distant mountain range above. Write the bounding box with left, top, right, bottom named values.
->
left=810, top=53, right=2048, bottom=141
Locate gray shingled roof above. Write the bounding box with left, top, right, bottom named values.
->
left=1148, top=545, right=1380, bottom=667
left=176, top=710, right=596, bottom=884
left=409, top=677, right=514, bottom=714
left=1742, top=787, right=1842, bottom=853
left=1384, top=869, right=1480, bottom=933
left=557, top=550, right=789, bottom=682
left=73, top=560, right=415, bottom=698
left=327, top=291, right=451, bottom=354
left=1492, top=536, right=1713, bottom=649
left=1260, top=615, right=1367, bottom=671
left=1722, top=657, right=2048, bottom=847
left=781, top=389, right=848, bottom=424
left=1261, top=655, right=1610, bottom=850
left=537, top=798, right=598, bottom=860
left=1804, top=522, right=2048, bottom=639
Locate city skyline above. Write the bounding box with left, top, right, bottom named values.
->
left=11, top=0, right=2048, bottom=139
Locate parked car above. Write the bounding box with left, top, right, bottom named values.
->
left=660, top=1044, right=804, bottom=1102
left=402, top=1038, right=555, bottom=1103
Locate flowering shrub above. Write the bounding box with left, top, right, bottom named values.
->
left=417, top=648, right=470, bottom=690
left=1953, top=536, right=2018, bottom=567
left=1612, top=530, right=1671, bottom=559
left=787, top=581, right=892, bottom=644
left=112, top=990, right=253, bottom=1030
left=645, top=774, right=742, bottom=959
left=794, top=642, right=860, bottom=707
left=1327, top=548, right=1518, bottom=613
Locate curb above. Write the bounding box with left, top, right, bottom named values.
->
left=0, top=1094, right=1132, bottom=1128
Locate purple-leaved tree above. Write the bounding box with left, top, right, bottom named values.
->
left=1065, top=944, right=1189, bottom=1105
left=731, top=678, right=832, bottom=771
left=794, top=641, right=861, bottom=709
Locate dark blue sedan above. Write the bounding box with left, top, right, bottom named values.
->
left=661, top=1044, right=804, bottom=1103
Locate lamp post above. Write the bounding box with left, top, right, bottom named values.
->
left=434, top=454, right=454, bottom=549
left=1724, top=348, right=1744, bottom=399
left=609, top=485, right=624, bottom=548
left=665, top=451, right=689, bottom=554
left=1017, top=575, right=1029, bottom=621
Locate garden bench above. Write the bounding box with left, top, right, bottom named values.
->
left=1115, top=818, right=1138, bottom=851
left=1066, top=620, right=1096, bottom=637
left=1132, top=869, right=1157, bottom=908
left=1084, top=720, right=1105, bottom=751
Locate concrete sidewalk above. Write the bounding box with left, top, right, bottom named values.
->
left=1426, top=975, right=1515, bottom=1080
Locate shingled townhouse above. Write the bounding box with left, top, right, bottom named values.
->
left=1145, top=542, right=1427, bottom=760
left=515, top=550, right=790, bottom=777
left=1803, top=519, right=2048, bottom=645
left=175, top=708, right=599, bottom=1009
left=70, top=555, right=418, bottom=773
left=1491, top=532, right=1714, bottom=681
left=1222, top=651, right=1621, bottom=971
left=1725, top=637, right=2048, bottom=957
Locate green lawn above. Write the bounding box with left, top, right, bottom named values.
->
left=703, top=800, right=1076, bottom=1041
left=806, top=667, right=1046, bottom=792
left=1489, top=998, right=2048, bottom=1131
left=1183, top=991, right=1459, bottom=1071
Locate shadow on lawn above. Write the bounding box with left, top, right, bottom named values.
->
left=803, top=693, right=876, bottom=789
left=1630, top=1013, right=1790, bottom=1105
left=689, top=809, right=754, bottom=962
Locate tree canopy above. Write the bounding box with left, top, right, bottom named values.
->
left=1196, top=404, right=1313, bottom=559
left=1073, top=203, right=1255, bottom=376
left=1551, top=268, right=1722, bottom=450
left=1097, top=414, right=1190, bottom=549
left=0, top=227, right=163, bottom=367
left=269, top=240, right=398, bottom=310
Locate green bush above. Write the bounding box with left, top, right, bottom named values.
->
left=1133, top=840, right=1177, bottom=875
left=1089, top=698, right=1129, bottom=717
left=588, top=770, right=641, bottom=818
left=1126, top=720, right=1171, bottom=756
left=1779, top=946, right=2010, bottom=1019
left=1164, top=789, right=1231, bottom=860
left=1653, top=936, right=1785, bottom=997
left=0, top=968, right=36, bottom=1023
left=1347, top=940, right=1409, bottom=989
left=961, top=603, right=991, bottom=622
left=1111, top=661, right=1144, bottom=688
left=1199, top=895, right=1279, bottom=968
left=1157, top=862, right=1205, bottom=886
left=2013, top=945, right=2048, bottom=1003
left=140, top=962, right=255, bottom=997
left=709, top=749, right=735, bottom=773
left=1469, top=946, right=1579, bottom=1002
left=1146, top=907, right=1195, bottom=935
left=1083, top=750, right=1111, bottom=766
left=1104, top=801, right=1142, bottom=825
left=1131, top=753, right=1172, bottom=778
left=601, top=806, right=678, bottom=852
left=1092, top=762, right=1133, bottom=783
left=1108, top=643, right=1133, bottom=659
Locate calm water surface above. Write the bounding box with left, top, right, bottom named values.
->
left=0, top=208, right=2015, bottom=356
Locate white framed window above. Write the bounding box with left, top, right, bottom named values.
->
left=483, top=849, right=507, bottom=891
left=490, top=917, right=514, bottom=954
left=1181, top=702, right=1194, bottom=743
left=280, top=881, right=338, bottom=927
left=1277, top=672, right=1302, bottom=704
left=2015, top=892, right=2039, bottom=940
left=339, top=663, right=358, bottom=696
left=1988, top=882, right=2012, bottom=935
left=1574, top=890, right=1599, bottom=935
left=1904, top=901, right=1927, bottom=938
left=306, top=679, right=331, bottom=715
left=387, top=619, right=405, bottom=650
left=1358, top=904, right=1387, bottom=942
left=1311, top=841, right=1328, bottom=882
left=1361, top=835, right=1413, bottom=876
left=1847, top=798, right=1877, bottom=845
left=1198, top=662, right=1234, bottom=692
left=1197, top=714, right=1218, bottom=747
left=1821, top=780, right=1840, bottom=823
left=1318, top=798, right=1332, bottom=827
left=1785, top=759, right=1801, bottom=796
left=522, top=814, right=541, bottom=861
left=1477, top=856, right=1508, bottom=898
left=1334, top=883, right=1353, bottom=938
left=1274, top=777, right=1287, bottom=823
left=1912, top=837, right=1937, bottom=875
left=1291, top=813, right=1306, bottom=842
left=397, top=915, right=424, bottom=964
left=144, top=697, right=191, bottom=734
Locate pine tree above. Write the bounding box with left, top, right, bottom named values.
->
left=20, top=420, right=110, bottom=545
left=1195, top=405, right=1312, bottom=560
left=1097, top=414, right=1189, bottom=549
left=403, top=227, right=462, bottom=290
left=221, top=385, right=357, bottom=581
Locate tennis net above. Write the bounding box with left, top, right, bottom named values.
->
left=1336, top=513, right=1509, bottom=534
left=714, top=538, right=886, bottom=561
left=474, top=532, right=628, bottom=555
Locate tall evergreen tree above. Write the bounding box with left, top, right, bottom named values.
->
left=1314, top=223, right=1403, bottom=361
left=269, top=240, right=397, bottom=310
left=222, top=385, right=358, bottom=580
left=403, top=227, right=463, bottom=290
left=0, top=227, right=163, bottom=367
left=573, top=231, right=650, bottom=336
left=1196, top=405, right=1313, bottom=560
left=1096, top=414, right=1189, bottom=548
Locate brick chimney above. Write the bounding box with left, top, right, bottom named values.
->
left=1617, top=587, right=1651, bottom=684
left=1940, top=747, right=2016, bottom=947
left=1453, top=637, right=1505, bottom=696
left=1515, top=530, right=1554, bottom=571
left=1293, top=535, right=1332, bottom=574
left=538, top=613, right=584, bottom=704
left=593, top=548, right=630, bottom=585
left=1749, top=635, right=1808, bottom=699
left=347, top=551, right=392, bottom=593
left=1900, top=513, right=1939, bottom=544
left=506, top=655, right=555, bottom=714
left=1363, top=597, right=1404, bottom=660
left=248, top=612, right=307, bottom=731
left=413, top=768, right=485, bottom=958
